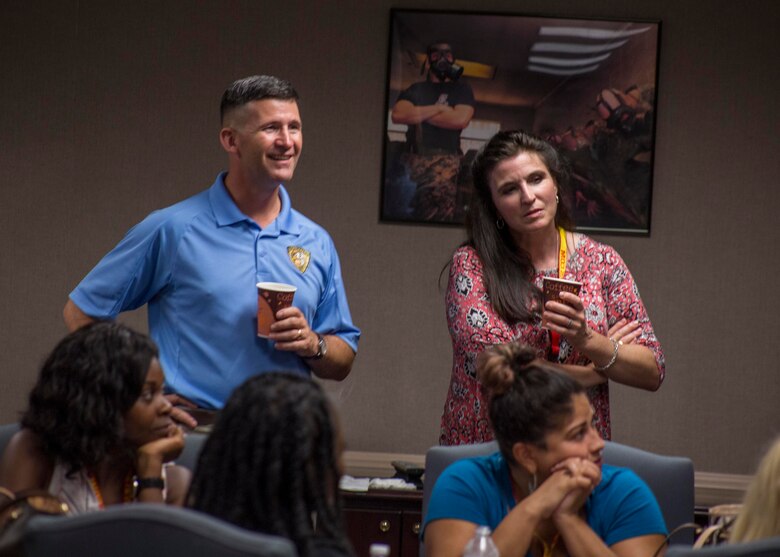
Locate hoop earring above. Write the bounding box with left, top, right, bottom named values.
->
left=528, top=473, right=538, bottom=494
left=496, top=216, right=505, bottom=230
left=556, top=193, right=559, bottom=204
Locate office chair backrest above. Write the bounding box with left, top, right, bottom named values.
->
left=0, top=423, right=21, bottom=459
left=603, top=441, right=695, bottom=545
left=1, top=422, right=208, bottom=474
left=666, top=537, right=780, bottom=557
left=422, top=439, right=695, bottom=554
left=422, top=441, right=498, bottom=530
left=13, top=503, right=297, bottom=557
left=176, top=431, right=208, bottom=472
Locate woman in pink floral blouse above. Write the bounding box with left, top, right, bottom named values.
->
left=440, top=130, right=664, bottom=445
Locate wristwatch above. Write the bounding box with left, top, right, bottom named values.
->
left=135, top=477, right=165, bottom=493
left=304, top=333, right=327, bottom=360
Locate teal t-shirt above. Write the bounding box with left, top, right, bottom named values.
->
left=424, top=452, right=667, bottom=550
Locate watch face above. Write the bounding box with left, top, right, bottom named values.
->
left=302, top=335, right=326, bottom=360
left=320, top=336, right=328, bottom=356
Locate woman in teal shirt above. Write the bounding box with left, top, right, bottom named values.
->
left=424, top=343, right=667, bottom=557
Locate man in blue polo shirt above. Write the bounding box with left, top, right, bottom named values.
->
left=63, top=75, right=360, bottom=426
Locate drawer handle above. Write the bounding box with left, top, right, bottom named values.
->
left=412, top=522, right=421, bottom=535
left=379, top=520, right=391, bottom=533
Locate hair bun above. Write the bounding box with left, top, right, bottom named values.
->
left=509, top=344, right=536, bottom=368
left=477, top=343, right=536, bottom=396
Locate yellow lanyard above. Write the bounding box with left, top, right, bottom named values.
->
left=534, top=532, right=561, bottom=557
left=87, top=471, right=135, bottom=508
left=548, top=227, right=568, bottom=361
left=557, top=226, right=567, bottom=279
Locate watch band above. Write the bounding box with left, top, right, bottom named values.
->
left=135, top=477, right=165, bottom=493
left=304, top=334, right=327, bottom=360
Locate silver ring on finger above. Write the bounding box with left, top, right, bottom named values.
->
left=566, top=318, right=573, bottom=329
left=296, top=328, right=302, bottom=340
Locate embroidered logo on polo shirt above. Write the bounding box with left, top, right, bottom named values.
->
left=287, top=246, right=310, bottom=273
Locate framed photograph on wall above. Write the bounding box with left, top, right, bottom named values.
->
left=380, top=9, right=661, bottom=234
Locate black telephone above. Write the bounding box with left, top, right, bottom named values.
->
left=391, top=461, right=424, bottom=489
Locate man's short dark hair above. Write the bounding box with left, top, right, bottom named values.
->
left=220, top=75, right=300, bottom=124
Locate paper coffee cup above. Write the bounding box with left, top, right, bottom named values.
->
left=256, top=282, right=297, bottom=338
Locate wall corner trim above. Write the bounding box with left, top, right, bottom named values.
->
left=694, top=471, right=751, bottom=508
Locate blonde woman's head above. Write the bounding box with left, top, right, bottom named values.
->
left=730, top=436, right=780, bottom=543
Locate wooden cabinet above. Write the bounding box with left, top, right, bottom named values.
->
left=342, top=489, right=422, bottom=557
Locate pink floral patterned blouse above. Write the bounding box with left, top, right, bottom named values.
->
left=440, top=235, right=665, bottom=445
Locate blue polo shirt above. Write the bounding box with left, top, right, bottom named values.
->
left=70, top=173, right=360, bottom=408
left=424, top=452, right=666, bottom=551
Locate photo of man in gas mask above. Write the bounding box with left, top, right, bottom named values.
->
left=391, top=41, right=475, bottom=222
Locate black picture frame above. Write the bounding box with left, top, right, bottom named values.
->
left=380, top=9, right=661, bottom=234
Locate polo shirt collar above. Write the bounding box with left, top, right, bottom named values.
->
left=209, top=172, right=300, bottom=236
left=210, top=173, right=247, bottom=227
left=274, top=184, right=299, bottom=236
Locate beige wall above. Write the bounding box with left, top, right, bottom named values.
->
left=1, top=0, right=778, bottom=475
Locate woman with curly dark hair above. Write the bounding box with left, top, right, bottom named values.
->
left=187, top=372, right=353, bottom=557
left=0, top=322, right=188, bottom=512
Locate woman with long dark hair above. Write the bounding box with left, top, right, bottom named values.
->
left=426, top=343, right=667, bottom=557
left=0, top=322, right=188, bottom=511
left=187, top=372, right=352, bottom=557
left=441, top=130, right=664, bottom=445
